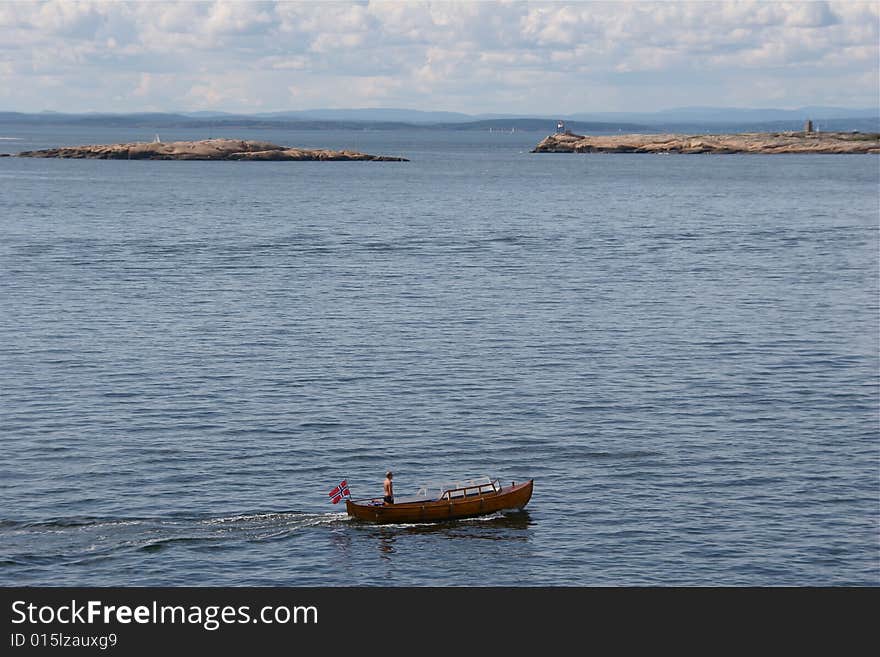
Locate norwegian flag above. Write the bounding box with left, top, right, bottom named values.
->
left=328, top=480, right=350, bottom=504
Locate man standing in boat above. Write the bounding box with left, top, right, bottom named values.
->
left=383, top=471, right=394, bottom=505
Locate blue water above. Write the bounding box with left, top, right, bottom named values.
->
left=1, top=127, right=878, bottom=585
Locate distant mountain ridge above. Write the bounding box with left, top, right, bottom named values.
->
left=1, top=106, right=877, bottom=133
left=253, top=108, right=477, bottom=123
left=245, top=105, right=879, bottom=123
left=565, top=106, right=880, bottom=123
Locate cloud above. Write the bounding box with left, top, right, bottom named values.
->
left=0, top=1, right=876, bottom=113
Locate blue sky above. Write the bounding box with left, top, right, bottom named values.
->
left=1, top=1, right=878, bottom=114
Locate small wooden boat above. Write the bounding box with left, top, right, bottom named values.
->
left=345, top=477, right=533, bottom=524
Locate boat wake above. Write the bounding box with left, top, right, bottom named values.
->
left=0, top=511, right=348, bottom=566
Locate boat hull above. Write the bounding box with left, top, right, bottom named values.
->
left=345, top=480, right=533, bottom=524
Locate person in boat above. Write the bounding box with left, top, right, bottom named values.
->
left=383, top=471, right=394, bottom=505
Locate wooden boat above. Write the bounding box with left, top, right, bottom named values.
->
left=345, top=477, right=533, bottom=524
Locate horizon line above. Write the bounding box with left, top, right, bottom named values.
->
left=3, top=104, right=880, bottom=117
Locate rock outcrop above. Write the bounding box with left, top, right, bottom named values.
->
left=532, top=131, right=880, bottom=154
left=16, top=138, right=409, bottom=161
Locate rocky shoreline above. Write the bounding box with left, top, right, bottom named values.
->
left=532, top=131, right=880, bottom=154
left=14, top=138, right=408, bottom=161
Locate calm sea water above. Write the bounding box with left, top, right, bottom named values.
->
left=1, top=126, right=877, bottom=586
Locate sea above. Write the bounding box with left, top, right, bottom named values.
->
left=0, top=125, right=877, bottom=586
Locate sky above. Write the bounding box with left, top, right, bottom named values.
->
left=1, top=0, right=878, bottom=115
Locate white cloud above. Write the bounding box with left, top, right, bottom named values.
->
left=0, top=1, right=876, bottom=113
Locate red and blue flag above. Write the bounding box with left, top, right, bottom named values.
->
left=328, top=480, right=350, bottom=504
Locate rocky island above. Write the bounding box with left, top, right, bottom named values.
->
left=532, top=131, right=880, bottom=154
left=15, top=138, right=408, bottom=161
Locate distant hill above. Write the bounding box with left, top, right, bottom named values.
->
left=1, top=107, right=877, bottom=133
left=0, top=112, right=425, bottom=131
left=433, top=118, right=648, bottom=133
left=0, top=112, right=634, bottom=133
left=251, top=108, right=476, bottom=123
left=243, top=105, right=880, bottom=124
left=570, top=106, right=879, bottom=123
